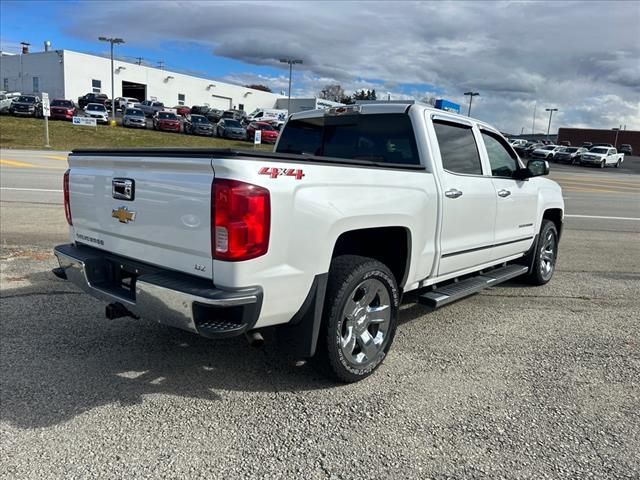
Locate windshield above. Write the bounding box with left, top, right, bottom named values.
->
left=51, top=100, right=73, bottom=107
left=257, top=124, right=275, bottom=131
left=541, top=146, right=554, bottom=150
left=192, top=116, right=209, bottom=124
left=590, top=148, right=608, bottom=154
left=16, top=96, right=36, bottom=103
left=125, top=109, right=144, bottom=116
left=564, top=147, right=578, bottom=153
left=276, top=113, right=419, bottom=165
left=224, top=120, right=242, bottom=128
left=87, top=104, right=106, bottom=111
left=158, top=112, right=177, bottom=120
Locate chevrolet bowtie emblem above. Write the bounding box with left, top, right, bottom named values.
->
left=112, top=206, right=136, bottom=224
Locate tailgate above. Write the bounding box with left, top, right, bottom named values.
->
left=68, top=153, right=214, bottom=279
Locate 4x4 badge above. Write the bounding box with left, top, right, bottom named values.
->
left=112, top=206, right=136, bottom=224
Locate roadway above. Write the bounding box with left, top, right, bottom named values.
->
left=1, top=149, right=639, bottom=478
left=1, top=149, right=638, bottom=247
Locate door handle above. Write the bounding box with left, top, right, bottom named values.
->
left=498, top=189, right=511, bottom=198
left=445, top=189, right=463, bottom=199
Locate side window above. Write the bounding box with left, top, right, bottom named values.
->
left=481, top=131, right=519, bottom=177
left=433, top=120, right=482, bottom=175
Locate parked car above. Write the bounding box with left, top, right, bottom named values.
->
left=84, top=103, right=109, bottom=124
left=115, top=97, right=140, bottom=111
left=246, top=121, right=279, bottom=143
left=580, top=147, right=624, bottom=168
left=591, top=143, right=613, bottom=148
left=139, top=100, right=166, bottom=117
left=560, top=140, right=571, bottom=146
left=522, top=142, right=544, bottom=157
left=122, top=108, right=147, bottom=128
left=216, top=118, right=246, bottom=139
left=0, top=92, right=21, bottom=113
left=222, top=109, right=246, bottom=122
left=531, top=145, right=563, bottom=160
left=153, top=111, right=181, bottom=132
left=619, top=144, right=633, bottom=155
left=55, top=102, right=564, bottom=382
left=508, top=139, right=528, bottom=148
left=9, top=95, right=42, bottom=117
left=183, top=114, right=214, bottom=136
left=190, top=105, right=210, bottom=116
left=581, top=142, right=593, bottom=149
left=174, top=105, right=191, bottom=117
left=554, top=147, right=588, bottom=165
left=49, top=99, right=77, bottom=121
left=205, top=109, right=223, bottom=123
left=78, top=93, right=109, bottom=109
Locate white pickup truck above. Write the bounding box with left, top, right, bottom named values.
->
left=579, top=147, right=624, bottom=168
left=53, top=103, right=564, bottom=382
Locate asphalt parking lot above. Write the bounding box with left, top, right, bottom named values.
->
left=1, top=151, right=639, bottom=478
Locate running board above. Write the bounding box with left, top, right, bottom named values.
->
left=418, top=264, right=528, bottom=309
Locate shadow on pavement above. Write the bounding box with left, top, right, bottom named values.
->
left=0, top=270, right=336, bottom=430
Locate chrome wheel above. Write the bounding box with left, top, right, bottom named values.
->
left=339, top=278, right=391, bottom=367
left=539, top=229, right=557, bottom=280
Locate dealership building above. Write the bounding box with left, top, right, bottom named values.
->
left=0, top=48, right=283, bottom=112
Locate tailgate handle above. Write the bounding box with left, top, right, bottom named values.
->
left=112, top=178, right=135, bottom=201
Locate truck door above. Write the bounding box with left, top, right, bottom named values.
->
left=479, top=129, right=538, bottom=261
left=432, top=119, right=497, bottom=276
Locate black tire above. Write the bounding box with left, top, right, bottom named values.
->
left=600, top=160, right=605, bottom=169
left=526, top=220, right=558, bottom=285
left=616, top=159, right=621, bottom=168
left=313, top=255, right=400, bottom=383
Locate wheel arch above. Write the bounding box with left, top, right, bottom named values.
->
left=543, top=208, right=563, bottom=239
left=331, top=226, right=411, bottom=290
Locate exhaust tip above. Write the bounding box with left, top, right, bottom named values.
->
left=245, top=330, right=264, bottom=348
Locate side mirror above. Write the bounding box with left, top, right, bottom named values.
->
left=514, top=159, right=549, bottom=180
left=527, top=159, right=550, bottom=176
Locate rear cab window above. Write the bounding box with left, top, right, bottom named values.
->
left=276, top=113, right=420, bottom=165
left=432, top=120, right=482, bottom=175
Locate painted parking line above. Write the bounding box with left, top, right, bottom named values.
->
left=0, top=187, right=63, bottom=193
left=0, top=159, right=66, bottom=170
left=0, top=159, right=37, bottom=168
left=565, top=214, right=640, bottom=221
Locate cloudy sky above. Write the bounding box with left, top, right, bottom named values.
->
left=1, top=0, right=639, bottom=132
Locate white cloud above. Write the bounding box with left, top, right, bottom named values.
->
left=58, top=0, right=640, bottom=130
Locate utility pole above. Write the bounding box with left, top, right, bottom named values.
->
left=157, top=61, right=164, bottom=70
left=98, top=36, right=125, bottom=121
left=279, top=58, right=303, bottom=114
left=136, top=57, right=143, bottom=65
left=545, top=108, right=558, bottom=141
left=532, top=101, right=537, bottom=135
left=463, top=91, right=479, bottom=117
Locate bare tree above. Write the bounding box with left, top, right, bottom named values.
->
left=319, top=84, right=346, bottom=102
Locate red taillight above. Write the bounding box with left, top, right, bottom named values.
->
left=212, top=179, right=270, bottom=261
left=63, top=169, right=72, bottom=225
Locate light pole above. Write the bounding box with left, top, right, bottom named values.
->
left=279, top=58, right=302, bottom=114
left=98, top=36, right=125, bottom=120
left=545, top=108, right=558, bottom=140
left=463, top=91, right=479, bottom=117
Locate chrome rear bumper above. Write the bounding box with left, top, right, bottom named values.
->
left=53, top=244, right=262, bottom=338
